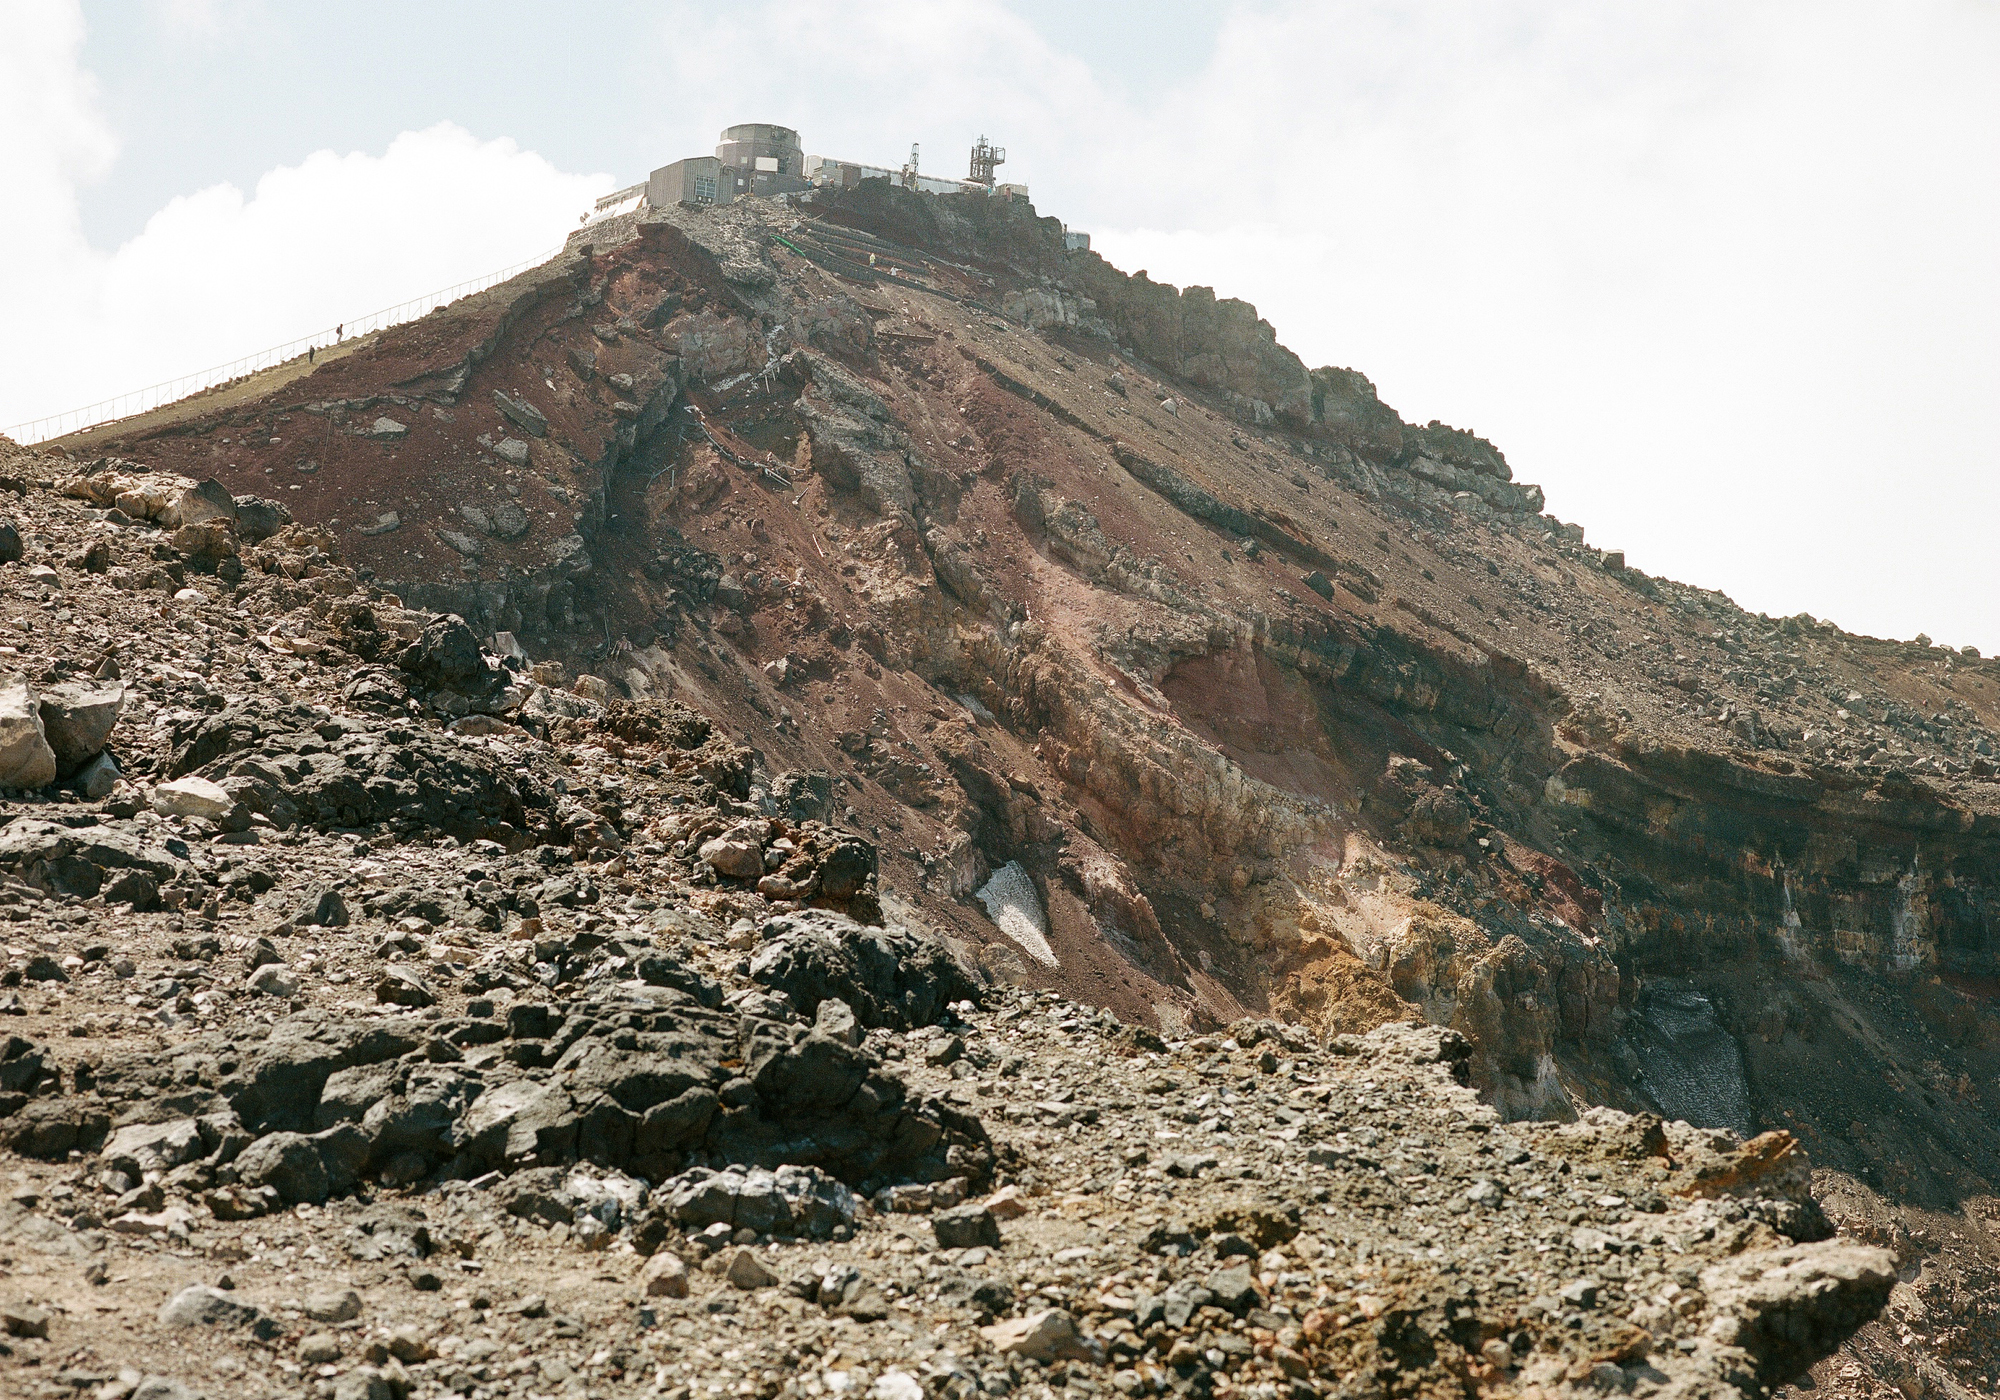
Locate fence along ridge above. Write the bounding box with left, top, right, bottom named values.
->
left=4, top=243, right=566, bottom=447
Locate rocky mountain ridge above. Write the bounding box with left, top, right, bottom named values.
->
left=2, top=176, right=1995, bottom=1397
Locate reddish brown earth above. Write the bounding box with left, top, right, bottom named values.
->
left=62, top=180, right=2000, bottom=1398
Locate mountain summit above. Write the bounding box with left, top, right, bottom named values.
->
left=3, top=173, right=1994, bottom=1398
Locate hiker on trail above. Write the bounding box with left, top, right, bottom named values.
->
left=308, top=345, right=315, bottom=363
left=337, top=323, right=344, bottom=341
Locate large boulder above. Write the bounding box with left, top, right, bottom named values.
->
left=0, top=674, right=56, bottom=789
left=749, top=910, right=978, bottom=1030
left=160, top=478, right=238, bottom=530
left=221, top=1017, right=425, bottom=1134
left=398, top=614, right=489, bottom=690
left=232, top=1122, right=370, bottom=1206
left=0, top=1096, right=110, bottom=1158
left=1702, top=1243, right=1897, bottom=1385
left=232, top=495, right=293, bottom=542
left=38, top=680, right=122, bottom=773
left=101, top=1118, right=206, bottom=1177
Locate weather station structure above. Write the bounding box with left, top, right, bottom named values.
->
left=967, top=135, right=1006, bottom=187
left=584, top=122, right=1053, bottom=227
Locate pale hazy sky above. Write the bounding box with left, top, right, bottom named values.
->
left=4, top=1, right=1996, bottom=651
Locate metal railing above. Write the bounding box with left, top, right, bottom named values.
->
left=3, top=243, right=567, bottom=447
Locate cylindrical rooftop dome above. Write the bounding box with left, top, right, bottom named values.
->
left=716, top=124, right=803, bottom=175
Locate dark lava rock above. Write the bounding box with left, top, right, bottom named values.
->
left=658, top=1163, right=858, bottom=1239
left=231, top=496, right=293, bottom=543
left=932, top=1202, right=1001, bottom=1249
left=0, top=818, right=185, bottom=901
left=162, top=697, right=546, bottom=841
left=748, top=909, right=978, bottom=1030
left=398, top=613, right=490, bottom=689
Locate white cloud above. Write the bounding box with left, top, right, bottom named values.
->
left=0, top=4, right=611, bottom=436
left=1080, top=0, right=2000, bottom=651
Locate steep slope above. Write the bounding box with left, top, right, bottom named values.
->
left=62, top=181, right=2000, bottom=1396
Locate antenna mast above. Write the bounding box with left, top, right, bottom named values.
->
left=899, top=143, right=920, bottom=189
left=968, top=135, right=1006, bottom=186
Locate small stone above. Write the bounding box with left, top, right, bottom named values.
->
left=932, top=1203, right=1001, bottom=1250
left=871, top=1372, right=923, bottom=1400
left=979, top=1308, right=1088, bottom=1363
left=494, top=439, right=530, bottom=467
left=129, top=1380, right=203, bottom=1400
left=1, top=1300, right=50, bottom=1338
left=369, top=417, right=408, bottom=439
left=982, top=1185, right=1030, bottom=1221
left=304, top=1288, right=361, bottom=1323
left=699, top=835, right=765, bottom=881
left=723, top=1248, right=779, bottom=1290
left=490, top=501, right=530, bottom=539
left=814, top=997, right=863, bottom=1047
left=1559, top=1278, right=1602, bottom=1308
left=1206, top=1263, right=1261, bottom=1315
left=375, top=963, right=437, bottom=1008
left=493, top=391, right=548, bottom=437
left=641, top=1251, right=690, bottom=1299
left=246, top=963, right=299, bottom=998
left=75, top=751, right=119, bottom=799
left=151, top=776, right=234, bottom=822
left=332, top=1369, right=394, bottom=1400
left=298, top=1332, right=343, bottom=1365
left=386, top=1325, right=434, bottom=1362
left=158, top=1284, right=260, bottom=1329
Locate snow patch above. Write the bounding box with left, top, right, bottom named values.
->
left=976, top=860, right=1056, bottom=967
